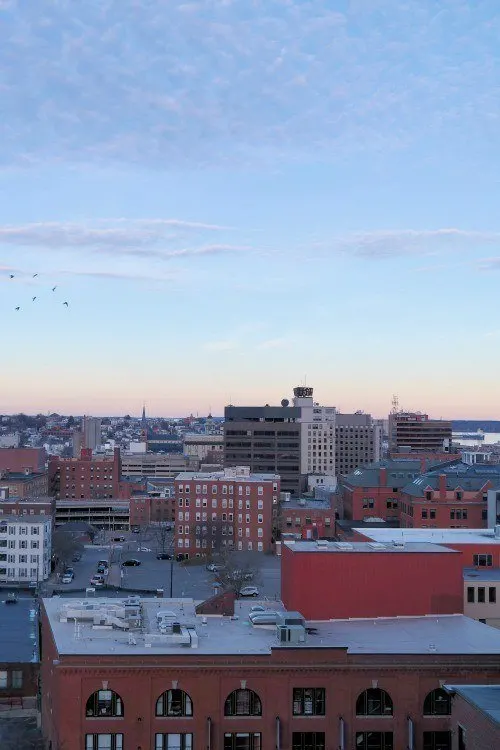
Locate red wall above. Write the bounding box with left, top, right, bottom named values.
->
left=281, top=543, right=464, bottom=620
left=0, top=447, right=46, bottom=473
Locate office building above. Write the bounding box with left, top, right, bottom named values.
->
left=0, top=515, right=52, bottom=583
left=41, top=595, right=500, bottom=750
left=183, top=434, right=224, bottom=462
left=49, top=448, right=121, bottom=500
left=389, top=412, right=452, bottom=453
left=83, top=416, right=102, bottom=451
left=335, top=412, right=381, bottom=475
left=174, top=467, right=279, bottom=557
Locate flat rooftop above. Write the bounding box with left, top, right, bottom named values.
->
left=464, top=567, right=500, bottom=582
left=445, top=684, right=500, bottom=726
left=0, top=597, right=39, bottom=663
left=41, top=598, right=499, bottom=657
left=284, top=540, right=456, bottom=553
left=354, top=527, right=500, bottom=546
left=176, top=471, right=279, bottom=482
left=283, top=497, right=332, bottom=510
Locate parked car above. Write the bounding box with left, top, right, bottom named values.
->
left=239, top=586, right=259, bottom=597
left=136, top=546, right=151, bottom=552
left=96, top=564, right=109, bottom=575
left=97, top=560, right=109, bottom=568
left=122, top=559, right=141, bottom=567
left=206, top=563, right=225, bottom=572
left=90, top=574, right=105, bottom=586
left=72, top=552, right=82, bottom=562
left=131, top=527, right=140, bottom=534
left=250, top=605, right=266, bottom=613
left=64, top=567, right=74, bottom=576
left=112, top=536, right=125, bottom=542
left=229, top=570, right=254, bottom=581
left=62, top=572, right=74, bottom=584
left=157, top=553, right=173, bottom=560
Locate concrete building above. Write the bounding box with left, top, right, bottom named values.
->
left=49, top=448, right=121, bottom=500
left=0, top=468, right=48, bottom=498
left=0, top=597, right=40, bottom=715
left=0, top=432, right=20, bottom=448
left=444, top=684, right=500, bottom=749
left=335, top=412, right=381, bottom=476
left=292, top=387, right=337, bottom=478
left=0, top=515, right=52, bottom=583
left=40, top=595, right=500, bottom=750
left=174, top=467, right=280, bottom=557
left=0, top=447, right=46, bottom=474
left=224, top=401, right=302, bottom=495
left=281, top=539, right=463, bottom=620
left=121, top=453, right=199, bottom=479
left=183, top=433, right=224, bottom=462
left=54, top=499, right=129, bottom=530
left=389, top=411, right=452, bottom=453
left=83, top=416, right=102, bottom=451
left=464, top=568, right=500, bottom=628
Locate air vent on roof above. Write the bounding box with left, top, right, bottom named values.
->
left=368, top=542, right=386, bottom=550
left=336, top=542, right=353, bottom=550
left=316, top=539, right=328, bottom=547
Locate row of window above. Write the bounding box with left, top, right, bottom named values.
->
left=178, top=499, right=267, bottom=509
left=0, top=540, right=41, bottom=548
left=86, top=687, right=451, bottom=719
left=0, top=669, right=23, bottom=689
left=86, top=731, right=452, bottom=750
left=178, top=512, right=264, bottom=522
left=0, top=525, right=40, bottom=535
left=467, top=586, right=496, bottom=604
left=178, top=484, right=274, bottom=495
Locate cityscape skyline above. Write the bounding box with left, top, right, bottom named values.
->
left=1, top=1, right=500, bottom=418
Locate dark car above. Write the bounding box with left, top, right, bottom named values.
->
left=121, top=559, right=141, bottom=567
left=157, top=553, right=173, bottom=560
left=72, top=552, right=82, bottom=562
left=113, top=536, right=126, bottom=542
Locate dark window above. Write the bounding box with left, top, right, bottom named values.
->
left=155, top=689, right=193, bottom=717
left=490, top=587, right=497, bottom=603
left=223, top=733, right=261, bottom=750
left=422, top=509, right=428, bottom=519
left=478, top=587, right=486, bottom=603
left=155, top=735, right=193, bottom=750
left=482, top=509, right=488, bottom=521
left=224, top=689, right=262, bottom=717
left=85, top=690, right=124, bottom=718
left=423, top=689, right=451, bottom=716
left=430, top=509, right=436, bottom=519
left=292, top=688, right=325, bottom=716
left=423, top=731, right=452, bottom=750
left=355, top=732, right=393, bottom=750
left=356, top=689, right=393, bottom=716
left=85, top=735, right=123, bottom=750
left=426, top=491, right=432, bottom=501
left=473, top=554, right=492, bottom=567
left=292, top=733, right=325, bottom=750
left=458, top=726, right=466, bottom=750
left=467, top=587, right=475, bottom=603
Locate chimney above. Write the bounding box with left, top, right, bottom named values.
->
left=379, top=467, right=387, bottom=485
left=439, top=474, right=447, bottom=496
left=23, top=467, right=31, bottom=476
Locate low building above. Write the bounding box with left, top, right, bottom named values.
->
left=334, top=517, right=400, bottom=541
left=444, top=684, right=500, bottom=749
left=464, top=568, right=500, bottom=628
left=0, top=469, right=48, bottom=498
left=0, top=491, right=54, bottom=518
left=174, top=467, right=280, bottom=557
left=0, top=447, right=46, bottom=474
left=281, top=539, right=463, bottom=620
left=55, top=499, right=129, bottom=530
left=0, top=516, right=52, bottom=583
left=0, top=597, right=39, bottom=714
left=40, top=596, right=500, bottom=750
left=279, top=497, right=335, bottom=539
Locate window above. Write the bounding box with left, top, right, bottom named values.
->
left=12, top=671, right=23, bottom=689
left=430, top=509, right=436, bottom=520
left=423, top=689, right=451, bottom=716
left=292, top=733, right=325, bottom=750
left=478, top=587, right=485, bottom=603
left=292, top=688, right=325, bottom=716
left=490, top=587, right=497, bottom=603
left=86, top=690, right=124, bottom=717
left=356, top=733, right=393, bottom=750
left=423, top=731, right=452, bottom=750
left=156, top=689, right=193, bottom=717
left=473, top=554, right=492, bottom=567
left=421, top=509, right=428, bottom=519
left=356, top=689, right=393, bottom=716
left=224, top=689, right=262, bottom=716
left=458, top=726, right=466, bottom=750
left=155, top=734, right=193, bottom=750
left=85, top=735, right=123, bottom=750
left=467, top=587, right=475, bottom=603
left=223, top=734, right=261, bottom=750
left=0, top=671, right=7, bottom=688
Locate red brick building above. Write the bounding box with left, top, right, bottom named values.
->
left=174, top=467, right=279, bottom=557
left=40, top=596, right=500, bottom=750
left=281, top=539, right=463, bottom=620
left=0, top=490, right=54, bottom=518
left=279, top=497, right=334, bottom=539
left=0, top=447, right=46, bottom=473
left=49, top=448, right=121, bottom=500
left=444, top=684, right=500, bottom=749
left=0, top=469, right=48, bottom=498
left=129, top=494, right=175, bottom=528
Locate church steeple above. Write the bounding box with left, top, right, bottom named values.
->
left=141, top=403, right=147, bottom=428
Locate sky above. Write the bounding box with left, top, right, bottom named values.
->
left=0, top=0, right=499, bottom=419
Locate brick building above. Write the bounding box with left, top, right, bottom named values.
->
left=444, top=684, right=500, bottom=749
left=0, top=598, right=39, bottom=714
left=174, top=467, right=280, bottom=557
left=49, top=448, right=121, bottom=500
left=0, top=447, right=46, bottom=474
left=389, top=411, right=452, bottom=453
left=279, top=497, right=335, bottom=539
left=0, top=469, right=48, bottom=498
left=0, top=492, right=54, bottom=518
left=40, top=596, right=500, bottom=750
left=281, top=539, right=463, bottom=620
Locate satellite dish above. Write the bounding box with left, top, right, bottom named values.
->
left=281, top=399, right=290, bottom=407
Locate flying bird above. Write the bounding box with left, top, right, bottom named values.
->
left=9, top=274, right=14, bottom=279
left=32, top=296, right=36, bottom=301
left=52, top=286, right=57, bottom=291
left=63, top=301, right=69, bottom=307
left=15, top=306, right=20, bottom=311
left=33, top=273, right=38, bottom=278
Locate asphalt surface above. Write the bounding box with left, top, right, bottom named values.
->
left=54, top=530, right=282, bottom=602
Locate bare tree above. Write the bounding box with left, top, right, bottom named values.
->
left=194, top=518, right=229, bottom=560
left=0, top=718, right=45, bottom=750
left=51, top=529, right=83, bottom=572
left=214, top=550, right=261, bottom=597
left=149, top=523, right=173, bottom=554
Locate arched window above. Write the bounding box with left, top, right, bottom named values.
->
left=156, top=689, right=193, bottom=717
left=86, top=689, right=124, bottom=717
left=224, top=689, right=262, bottom=717
left=356, top=688, right=393, bottom=717
left=423, top=688, right=451, bottom=716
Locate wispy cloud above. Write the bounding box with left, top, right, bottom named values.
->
left=0, top=1, right=498, bottom=167
left=477, top=257, right=500, bottom=271
left=257, top=337, right=291, bottom=350
left=65, top=270, right=176, bottom=283
left=203, top=339, right=238, bottom=352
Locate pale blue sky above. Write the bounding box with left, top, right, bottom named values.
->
left=1, top=0, right=499, bottom=418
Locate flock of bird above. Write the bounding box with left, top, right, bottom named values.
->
left=9, top=273, right=69, bottom=311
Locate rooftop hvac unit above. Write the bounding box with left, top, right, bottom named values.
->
left=495, top=525, right=500, bottom=539
left=278, top=624, right=306, bottom=644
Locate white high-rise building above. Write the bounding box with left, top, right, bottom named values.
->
left=0, top=516, right=52, bottom=583
left=293, top=387, right=337, bottom=478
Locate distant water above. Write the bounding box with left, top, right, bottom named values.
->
left=453, top=432, right=500, bottom=447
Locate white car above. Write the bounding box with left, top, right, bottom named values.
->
left=239, top=586, right=259, bottom=597
left=90, top=574, right=105, bottom=587
left=137, top=547, right=151, bottom=552
left=62, top=573, right=74, bottom=584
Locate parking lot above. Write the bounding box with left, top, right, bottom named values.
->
left=55, top=530, right=282, bottom=602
